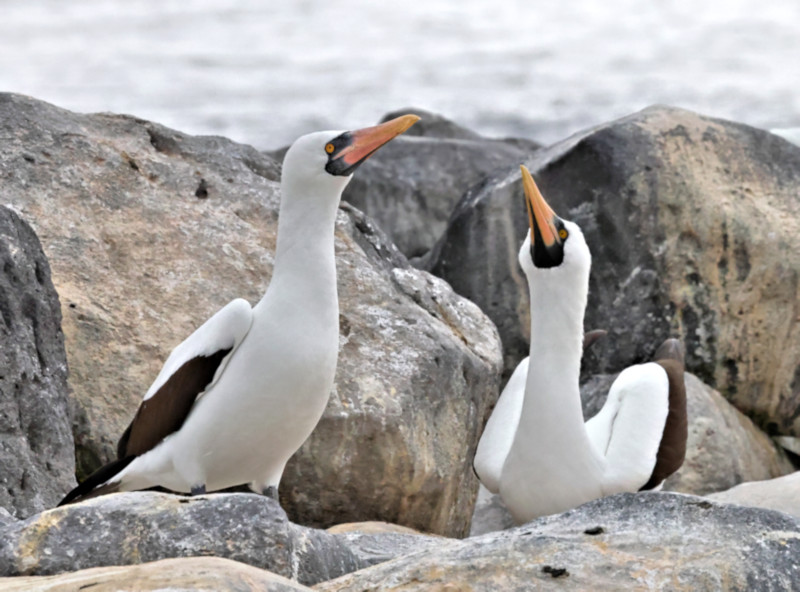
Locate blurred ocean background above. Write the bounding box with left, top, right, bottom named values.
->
left=1, top=0, right=798, bottom=149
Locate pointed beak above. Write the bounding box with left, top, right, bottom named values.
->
left=336, top=114, right=420, bottom=170
left=521, top=165, right=559, bottom=247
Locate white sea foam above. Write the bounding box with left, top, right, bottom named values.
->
left=1, top=0, right=798, bottom=149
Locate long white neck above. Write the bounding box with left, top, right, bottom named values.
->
left=503, top=233, right=604, bottom=494
left=522, top=271, right=587, bottom=437
left=256, top=174, right=344, bottom=317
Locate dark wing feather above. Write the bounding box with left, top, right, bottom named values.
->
left=640, top=339, right=688, bottom=490
left=117, top=348, right=233, bottom=458
left=58, top=456, right=135, bottom=506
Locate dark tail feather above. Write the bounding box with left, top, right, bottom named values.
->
left=58, top=456, right=136, bottom=506
left=653, top=338, right=685, bottom=367
left=640, top=338, right=688, bottom=491
left=582, top=329, right=608, bottom=352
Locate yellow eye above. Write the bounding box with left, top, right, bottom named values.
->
left=559, top=228, right=569, bottom=240
left=325, top=143, right=335, bottom=154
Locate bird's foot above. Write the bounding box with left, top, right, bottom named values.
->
left=262, top=486, right=278, bottom=501
left=190, top=484, right=207, bottom=496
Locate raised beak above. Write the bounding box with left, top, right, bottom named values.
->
left=521, top=165, right=559, bottom=247
left=334, top=114, right=419, bottom=173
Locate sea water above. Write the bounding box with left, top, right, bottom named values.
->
left=1, top=0, right=798, bottom=149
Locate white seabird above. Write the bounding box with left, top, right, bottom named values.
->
left=60, top=114, right=420, bottom=505
left=473, top=165, right=687, bottom=523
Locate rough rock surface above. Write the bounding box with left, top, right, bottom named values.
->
left=342, top=108, right=539, bottom=258
left=0, top=207, right=74, bottom=519
left=469, top=484, right=516, bottom=536
left=318, top=492, right=800, bottom=591
left=0, top=557, right=312, bottom=592
left=709, top=471, right=800, bottom=520
left=0, top=492, right=379, bottom=585
left=323, top=524, right=442, bottom=569
left=0, top=93, right=502, bottom=537
left=424, top=105, right=800, bottom=439
left=472, top=371, right=796, bottom=535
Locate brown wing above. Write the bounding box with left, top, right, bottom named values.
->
left=639, top=339, right=688, bottom=490
left=117, top=348, right=233, bottom=459
left=583, top=329, right=607, bottom=351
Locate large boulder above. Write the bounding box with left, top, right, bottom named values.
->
left=342, top=108, right=539, bottom=258
left=0, top=557, right=313, bottom=592
left=708, top=471, right=800, bottom=520
left=424, top=105, right=800, bottom=439
left=0, top=207, right=74, bottom=519
left=317, top=492, right=800, bottom=590
left=0, top=491, right=439, bottom=585
left=0, top=93, right=502, bottom=537
left=0, top=492, right=356, bottom=583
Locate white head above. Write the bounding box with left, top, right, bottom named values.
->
left=517, top=165, right=591, bottom=292
left=281, top=114, right=420, bottom=200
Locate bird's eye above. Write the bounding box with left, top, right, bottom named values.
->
left=325, top=143, right=335, bottom=154
left=559, top=229, right=569, bottom=240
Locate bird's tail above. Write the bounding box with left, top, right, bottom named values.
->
left=653, top=338, right=685, bottom=367
left=58, top=456, right=135, bottom=506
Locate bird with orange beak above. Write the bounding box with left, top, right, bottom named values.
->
left=60, top=114, right=420, bottom=505
left=474, top=165, right=687, bottom=523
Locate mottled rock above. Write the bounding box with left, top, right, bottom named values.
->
left=472, top=371, right=795, bottom=534
left=425, top=105, right=800, bottom=440
left=378, top=107, right=486, bottom=141
left=326, top=521, right=429, bottom=535
left=0, top=492, right=362, bottom=584
left=343, top=109, right=539, bottom=258
left=0, top=508, right=16, bottom=529
left=0, top=207, right=74, bottom=519
left=776, top=435, right=800, bottom=457
left=0, top=557, right=312, bottom=592
left=709, top=471, right=800, bottom=520
left=0, top=93, right=502, bottom=537
left=469, top=484, right=515, bottom=536
left=325, top=522, right=442, bottom=568
left=318, top=492, right=800, bottom=591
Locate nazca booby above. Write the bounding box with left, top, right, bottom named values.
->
left=59, top=114, right=420, bottom=505
left=473, top=165, right=687, bottom=523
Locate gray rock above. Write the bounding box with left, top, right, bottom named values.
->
left=0, top=557, right=313, bottom=591
left=328, top=531, right=442, bottom=568
left=377, top=107, right=486, bottom=140
left=318, top=492, right=800, bottom=591
left=424, top=105, right=800, bottom=441
left=0, top=93, right=502, bottom=537
left=469, top=484, right=514, bottom=536
left=0, top=492, right=360, bottom=585
left=343, top=109, right=539, bottom=258
left=709, top=471, right=800, bottom=520
left=0, top=508, right=16, bottom=528
left=776, top=435, right=800, bottom=457
left=324, top=521, right=443, bottom=567
left=0, top=207, right=74, bottom=519
left=663, top=374, right=796, bottom=495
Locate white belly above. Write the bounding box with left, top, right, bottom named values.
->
left=143, top=317, right=338, bottom=493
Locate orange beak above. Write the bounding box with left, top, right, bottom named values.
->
left=335, top=114, right=420, bottom=170
left=521, top=165, right=559, bottom=247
